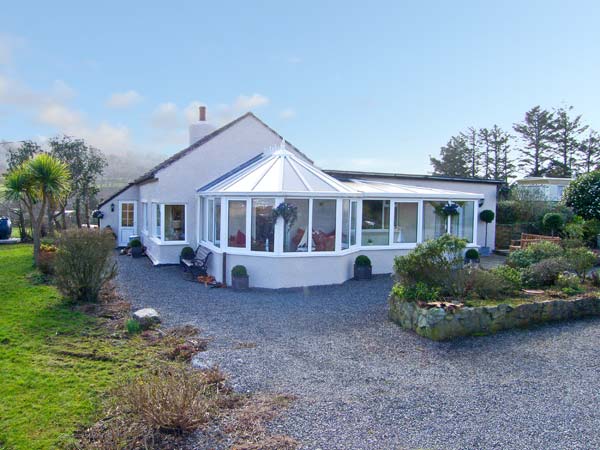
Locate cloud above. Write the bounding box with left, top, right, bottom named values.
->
left=106, top=90, right=143, bottom=108
left=233, top=93, right=269, bottom=110
left=38, top=103, right=83, bottom=128
left=280, top=108, right=296, bottom=120
left=150, top=102, right=182, bottom=129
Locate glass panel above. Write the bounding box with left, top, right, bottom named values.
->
left=361, top=200, right=390, bottom=246
left=121, top=203, right=134, bottom=227
left=350, top=201, right=357, bottom=246
left=251, top=198, right=275, bottom=252
left=422, top=201, right=448, bottom=240
left=341, top=200, right=350, bottom=250
left=141, top=203, right=147, bottom=231
left=164, top=205, right=185, bottom=241
left=451, top=201, right=474, bottom=242
left=228, top=200, right=246, bottom=248
left=284, top=198, right=309, bottom=252
left=214, top=198, right=221, bottom=247
left=312, top=199, right=336, bottom=252
left=155, top=203, right=161, bottom=237
left=394, top=202, right=418, bottom=243
left=206, top=199, right=213, bottom=242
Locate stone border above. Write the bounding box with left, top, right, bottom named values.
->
left=389, top=294, right=600, bottom=341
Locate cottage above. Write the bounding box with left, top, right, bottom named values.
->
left=99, top=109, right=500, bottom=288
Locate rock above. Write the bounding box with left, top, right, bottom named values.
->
left=132, top=308, right=161, bottom=329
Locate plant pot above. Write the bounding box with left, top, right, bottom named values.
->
left=479, top=246, right=491, bottom=257
left=354, top=264, right=372, bottom=280
left=131, top=247, right=144, bottom=258
left=232, top=275, right=249, bottom=290
left=0, top=217, right=12, bottom=240
left=464, top=257, right=480, bottom=265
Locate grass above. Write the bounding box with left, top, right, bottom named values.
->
left=0, top=244, right=159, bottom=449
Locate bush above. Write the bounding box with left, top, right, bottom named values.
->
left=582, top=218, right=600, bottom=247
left=469, top=269, right=515, bottom=299
left=522, top=257, right=571, bottom=288
left=231, top=265, right=247, bottom=277
left=465, top=249, right=479, bottom=260
left=507, top=241, right=564, bottom=268
left=542, top=213, right=564, bottom=236
left=37, top=251, right=56, bottom=275
left=556, top=273, right=581, bottom=290
left=126, top=318, right=141, bottom=335
left=54, top=229, right=117, bottom=302
left=354, top=255, right=372, bottom=267
left=129, top=238, right=142, bottom=248
left=479, top=210, right=495, bottom=223
left=490, top=265, right=522, bottom=293
left=496, top=201, right=520, bottom=224
left=180, top=246, right=195, bottom=260
left=564, top=170, right=600, bottom=220
left=391, top=282, right=440, bottom=302
left=591, top=270, right=600, bottom=287
left=565, top=247, right=596, bottom=281
left=393, top=234, right=467, bottom=297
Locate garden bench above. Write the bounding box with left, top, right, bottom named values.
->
left=509, top=233, right=561, bottom=252
left=180, top=245, right=212, bottom=280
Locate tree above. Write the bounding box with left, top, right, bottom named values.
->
left=430, top=135, right=470, bottom=177
left=513, top=106, right=556, bottom=176
left=3, top=154, right=70, bottom=264
left=550, top=106, right=588, bottom=176
left=578, top=130, right=600, bottom=173
left=479, top=128, right=492, bottom=178
left=461, top=127, right=480, bottom=178
left=489, top=125, right=515, bottom=181
left=563, top=171, right=600, bottom=220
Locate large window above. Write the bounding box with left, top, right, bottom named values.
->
left=141, top=202, right=148, bottom=232
left=341, top=200, right=358, bottom=250
left=251, top=198, right=275, bottom=252
left=284, top=198, right=309, bottom=252
left=205, top=198, right=221, bottom=247
left=451, top=201, right=474, bottom=242
left=394, top=202, right=418, bottom=243
left=164, top=204, right=185, bottom=241
left=422, top=201, right=448, bottom=241
left=153, top=203, right=161, bottom=237
left=312, top=199, right=336, bottom=251
left=361, top=200, right=390, bottom=246
left=228, top=200, right=246, bottom=248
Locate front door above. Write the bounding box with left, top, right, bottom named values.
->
left=118, top=201, right=136, bottom=246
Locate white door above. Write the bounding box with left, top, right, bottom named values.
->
left=118, top=201, right=136, bottom=246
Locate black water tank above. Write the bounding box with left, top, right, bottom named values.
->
left=0, top=217, right=12, bottom=240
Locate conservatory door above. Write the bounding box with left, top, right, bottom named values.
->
left=118, top=201, right=137, bottom=246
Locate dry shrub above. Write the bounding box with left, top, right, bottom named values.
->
left=141, top=325, right=209, bottom=361
left=37, top=250, right=56, bottom=275
left=54, top=228, right=117, bottom=302
left=118, top=366, right=223, bottom=433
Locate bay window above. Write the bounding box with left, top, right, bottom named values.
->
left=312, top=199, right=336, bottom=252
left=361, top=200, right=390, bottom=246
left=393, top=202, right=418, bottom=243
left=164, top=204, right=185, bottom=241
left=251, top=198, right=275, bottom=252
left=284, top=198, right=309, bottom=252
left=228, top=200, right=246, bottom=248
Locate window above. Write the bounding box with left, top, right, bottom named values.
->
left=450, top=201, right=474, bottom=242
left=341, top=200, right=358, bottom=250
left=350, top=200, right=357, bottom=246
left=251, top=198, right=275, bottom=252
left=141, top=202, right=148, bottom=232
left=394, top=202, right=418, bottom=243
left=361, top=200, right=390, bottom=246
left=228, top=200, right=246, bottom=248
left=422, top=201, right=447, bottom=241
left=205, top=198, right=221, bottom=247
left=284, top=198, right=309, bottom=252
left=312, top=199, right=336, bottom=252
left=121, top=203, right=134, bottom=227
left=164, top=204, right=185, bottom=241
left=154, top=203, right=161, bottom=237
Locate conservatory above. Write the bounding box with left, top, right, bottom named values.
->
left=196, top=147, right=483, bottom=288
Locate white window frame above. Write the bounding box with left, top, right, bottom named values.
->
left=162, top=203, right=188, bottom=245
left=390, top=200, right=421, bottom=247
left=141, top=202, right=148, bottom=233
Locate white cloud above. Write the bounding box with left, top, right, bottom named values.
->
left=233, top=93, right=269, bottom=110
left=280, top=108, right=296, bottom=120
left=106, top=90, right=143, bottom=108
left=38, top=103, right=83, bottom=128
left=150, top=102, right=182, bottom=129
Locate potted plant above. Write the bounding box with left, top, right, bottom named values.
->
left=129, top=238, right=144, bottom=258
left=354, top=255, right=372, bottom=280
left=464, top=248, right=480, bottom=264
left=231, top=265, right=249, bottom=290
left=479, top=209, right=495, bottom=256
left=180, top=246, right=195, bottom=262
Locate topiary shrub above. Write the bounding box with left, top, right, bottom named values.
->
left=129, top=238, right=142, bottom=248
left=180, top=246, right=195, bottom=260
left=231, top=265, right=247, bottom=277
left=565, top=247, right=596, bottom=281
left=354, top=255, right=372, bottom=267
left=465, top=249, right=479, bottom=260
left=54, top=229, right=117, bottom=302
left=507, top=241, right=564, bottom=268
left=522, top=257, right=571, bottom=288
left=542, top=212, right=564, bottom=236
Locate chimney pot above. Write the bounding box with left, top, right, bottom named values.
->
left=199, top=106, right=206, bottom=121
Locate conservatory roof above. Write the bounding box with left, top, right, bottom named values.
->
left=197, top=143, right=483, bottom=199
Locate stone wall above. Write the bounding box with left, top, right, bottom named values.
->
left=388, top=294, right=600, bottom=341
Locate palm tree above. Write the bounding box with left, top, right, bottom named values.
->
left=4, top=154, right=70, bottom=264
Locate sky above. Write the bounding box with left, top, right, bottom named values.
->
left=1, top=1, right=600, bottom=175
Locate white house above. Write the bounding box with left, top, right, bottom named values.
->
left=514, top=176, right=573, bottom=202
left=99, top=109, right=500, bottom=288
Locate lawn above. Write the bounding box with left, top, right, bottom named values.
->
left=0, top=244, right=154, bottom=449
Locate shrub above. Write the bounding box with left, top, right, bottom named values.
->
left=496, top=201, right=520, bottom=224
left=563, top=170, right=600, bottom=220
left=490, top=265, right=522, bottom=293
left=556, top=273, right=581, bottom=290
left=469, top=269, right=514, bottom=299
left=54, top=229, right=117, bottom=302
left=522, top=257, right=571, bottom=288
left=507, top=241, right=564, bottom=268
left=354, top=255, right=372, bottom=267
left=565, top=247, right=596, bottom=281
left=37, top=251, right=56, bottom=275
left=180, top=246, right=195, bottom=260
left=591, top=270, right=600, bottom=287
left=465, top=249, right=479, bottom=260
left=542, top=213, right=564, bottom=236
left=391, top=282, right=440, bottom=302
left=582, top=218, right=600, bottom=247
left=393, top=234, right=467, bottom=297
left=129, top=238, right=142, bottom=248
left=126, top=318, right=141, bottom=335
left=479, top=210, right=495, bottom=223
left=231, top=265, right=248, bottom=277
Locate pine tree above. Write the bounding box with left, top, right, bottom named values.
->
left=513, top=106, right=555, bottom=176
left=579, top=130, right=600, bottom=173
left=551, top=106, right=588, bottom=176
left=461, top=127, right=480, bottom=178
left=478, top=128, right=492, bottom=179
left=489, top=125, right=514, bottom=181
left=430, top=135, right=470, bottom=177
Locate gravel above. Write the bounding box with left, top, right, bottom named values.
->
left=116, top=256, right=600, bottom=450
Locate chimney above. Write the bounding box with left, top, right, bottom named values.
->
left=189, top=106, right=216, bottom=145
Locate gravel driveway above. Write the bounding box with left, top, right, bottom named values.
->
left=116, top=256, right=600, bottom=450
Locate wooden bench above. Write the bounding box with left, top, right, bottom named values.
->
left=509, top=233, right=561, bottom=252
left=180, top=245, right=212, bottom=281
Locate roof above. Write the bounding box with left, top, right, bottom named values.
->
left=99, top=112, right=312, bottom=207
left=324, top=169, right=505, bottom=185
left=339, top=178, right=482, bottom=199
left=198, top=146, right=354, bottom=196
